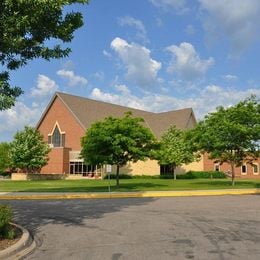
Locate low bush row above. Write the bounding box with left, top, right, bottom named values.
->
left=103, top=171, right=226, bottom=180
left=176, top=171, right=226, bottom=179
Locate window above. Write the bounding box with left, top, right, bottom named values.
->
left=253, top=164, right=259, bottom=175
left=241, top=164, right=247, bottom=175
left=48, top=123, right=65, bottom=147
left=69, top=162, right=102, bottom=177
left=214, top=164, right=220, bottom=172
left=53, top=126, right=61, bottom=147
left=160, top=164, right=174, bottom=175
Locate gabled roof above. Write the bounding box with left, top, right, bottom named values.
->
left=36, top=92, right=196, bottom=138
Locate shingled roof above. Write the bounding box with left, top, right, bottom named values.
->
left=37, top=92, right=196, bottom=138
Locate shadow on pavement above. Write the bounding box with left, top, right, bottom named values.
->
left=0, top=197, right=156, bottom=237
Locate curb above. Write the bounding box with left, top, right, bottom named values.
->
left=0, top=223, right=36, bottom=260
left=0, top=188, right=259, bottom=200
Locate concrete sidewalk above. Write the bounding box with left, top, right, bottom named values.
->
left=0, top=188, right=259, bottom=200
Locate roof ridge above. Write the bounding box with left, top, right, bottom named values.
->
left=57, top=91, right=154, bottom=115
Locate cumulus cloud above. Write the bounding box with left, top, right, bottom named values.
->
left=199, top=0, right=260, bottom=55
left=90, top=86, right=147, bottom=111
left=57, top=69, right=88, bottom=87
left=31, top=74, right=58, bottom=98
left=110, top=37, right=161, bottom=86
left=118, top=16, right=148, bottom=43
left=0, top=101, right=43, bottom=141
left=166, top=42, right=214, bottom=80
left=90, top=84, right=260, bottom=120
left=149, top=0, right=188, bottom=14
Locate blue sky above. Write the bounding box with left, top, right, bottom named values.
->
left=1, top=0, right=260, bottom=141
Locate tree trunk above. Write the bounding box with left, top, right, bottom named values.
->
left=173, top=165, right=176, bottom=180
left=116, top=165, right=120, bottom=188
left=231, top=162, right=235, bottom=186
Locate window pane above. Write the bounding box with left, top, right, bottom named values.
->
left=253, top=164, right=258, bottom=173
left=70, top=163, right=74, bottom=174
left=53, top=126, right=61, bottom=147
left=242, top=165, right=247, bottom=173
left=48, top=135, right=51, bottom=144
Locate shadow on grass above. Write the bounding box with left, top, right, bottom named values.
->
left=12, top=182, right=168, bottom=192
left=0, top=179, right=169, bottom=192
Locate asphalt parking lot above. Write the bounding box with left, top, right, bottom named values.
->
left=1, top=195, right=260, bottom=260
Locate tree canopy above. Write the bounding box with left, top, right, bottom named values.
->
left=156, top=125, right=196, bottom=180
left=186, top=96, right=260, bottom=185
left=0, top=0, right=88, bottom=110
left=0, top=142, right=11, bottom=174
left=81, top=112, right=158, bottom=187
left=11, top=126, right=50, bottom=173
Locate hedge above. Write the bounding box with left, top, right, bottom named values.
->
left=176, top=171, right=226, bottom=179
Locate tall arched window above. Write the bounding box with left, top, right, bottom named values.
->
left=53, top=126, right=61, bottom=147
left=48, top=123, right=65, bottom=147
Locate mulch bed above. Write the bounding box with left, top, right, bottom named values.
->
left=0, top=225, right=22, bottom=251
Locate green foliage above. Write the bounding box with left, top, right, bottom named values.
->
left=186, top=96, right=260, bottom=185
left=81, top=112, right=158, bottom=186
left=0, top=204, right=14, bottom=239
left=156, top=125, right=197, bottom=179
left=0, top=0, right=88, bottom=110
left=11, top=126, right=50, bottom=173
left=103, top=174, right=133, bottom=179
left=0, top=142, right=11, bottom=174
left=176, top=171, right=226, bottom=179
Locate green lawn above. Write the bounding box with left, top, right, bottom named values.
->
left=0, top=178, right=259, bottom=192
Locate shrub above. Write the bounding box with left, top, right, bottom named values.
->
left=159, top=174, right=175, bottom=179
left=0, top=204, right=15, bottom=239
left=104, top=174, right=133, bottom=179
left=177, top=171, right=226, bottom=179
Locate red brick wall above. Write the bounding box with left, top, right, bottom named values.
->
left=41, top=148, right=70, bottom=174
left=203, top=154, right=260, bottom=178
left=38, top=97, right=85, bottom=174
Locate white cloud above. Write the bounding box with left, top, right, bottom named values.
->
left=118, top=16, right=148, bottom=43
left=149, top=0, right=188, bottom=14
left=223, top=74, right=238, bottom=81
left=0, top=101, right=43, bottom=140
left=110, top=37, right=161, bottom=86
left=90, top=85, right=260, bottom=120
left=31, top=74, right=58, bottom=98
left=166, top=42, right=214, bottom=80
left=90, top=86, right=147, bottom=111
left=199, top=0, right=260, bottom=54
left=57, top=69, right=88, bottom=87
left=103, top=50, right=112, bottom=58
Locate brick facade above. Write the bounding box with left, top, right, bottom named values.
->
left=203, top=154, right=260, bottom=178
left=37, top=96, right=85, bottom=174
left=36, top=93, right=260, bottom=178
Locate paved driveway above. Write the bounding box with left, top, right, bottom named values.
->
left=1, top=195, right=260, bottom=260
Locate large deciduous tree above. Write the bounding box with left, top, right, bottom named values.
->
left=81, top=112, right=158, bottom=187
left=0, top=142, right=11, bottom=173
left=157, top=125, right=196, bottom=180
left=0, top=0, right=88, bottom=110
left=11, top=126, right=50, bottom=173
left=187, top=96, right=260, bottom=186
